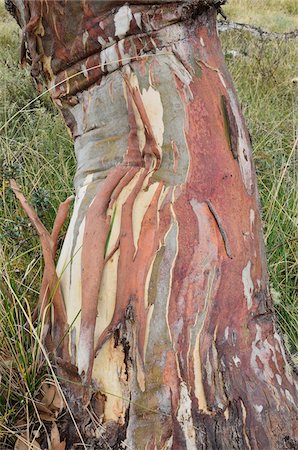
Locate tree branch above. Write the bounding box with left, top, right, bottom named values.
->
left=218, top=20, right=298, bottom=40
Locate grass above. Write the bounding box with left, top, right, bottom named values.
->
left=0, top=2, right=75, bottom=447
left=0, top=0, right=297, bottom=447
left=223, top=0, right=298, bottom=32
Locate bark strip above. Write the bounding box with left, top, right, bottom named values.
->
left=10, top=180, right=69, bottom=358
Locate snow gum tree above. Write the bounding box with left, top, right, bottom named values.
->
left=7, top=0, right=297, bottom=448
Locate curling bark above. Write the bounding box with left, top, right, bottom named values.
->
left=8, top=0, right=298, bottom=448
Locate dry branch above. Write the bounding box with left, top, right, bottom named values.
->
left=218, top=20, right=298, bottom=40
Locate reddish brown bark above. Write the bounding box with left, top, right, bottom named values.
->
left=8, top=1, right=297, bottom=449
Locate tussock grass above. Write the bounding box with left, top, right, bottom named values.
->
left=0, top=3, right=74, bottom=446
left=0, top=268, right=47, bottom=448
left=0, top=0, right=297, bottom=446
left=223, top=0, right=298, bottom=32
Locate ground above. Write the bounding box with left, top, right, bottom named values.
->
left=0, top=0, right=297, bottom=446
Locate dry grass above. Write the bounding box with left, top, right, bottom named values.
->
left=223, top=0, right=298, bottom=32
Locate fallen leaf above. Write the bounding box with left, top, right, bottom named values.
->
left=41, top=383, right=56, bottom=407
left=14, top=434, right=41, bottom=450
left=14, top=437, right=28, bottom=450
left=39, top=412, right=56, bottom=422
left=50, top=423, right=66, bottom=450
left=40, top=382, right=64, bottom=413
left=52, top=442, right=66, bottom=450
left=51, top=389, right=64, bottom=412
left=36, top=402, right=53, bottom=415
left=50, top=424, right=60, bottom=447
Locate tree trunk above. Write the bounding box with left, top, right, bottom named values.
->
left=8, top=1, right=297, bottom=448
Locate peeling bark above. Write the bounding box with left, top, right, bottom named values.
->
left=8, top=1, right=297, bottom=449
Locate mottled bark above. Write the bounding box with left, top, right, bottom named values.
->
left=8, top=1, right=297, bottom=449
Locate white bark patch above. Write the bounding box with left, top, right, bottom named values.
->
left=57, top=181, right=91, bottom=360
left=232, top=355, right=241, bottom=367
left=77, top=328, right=92, bottom=376
left=276, top=374, right=282, bottom=385
left=141, top=86, right=164, bottom=149
left=250, top=209, right=255, bottom=238
left=94, top=250, right=120, bottom=341
left=177, top=382, right=197, bottom=450
left=205, top=351, right=212, bottom=386
left=250, top=325, right=285, bottom=404
left=163, top=436, right=173, bottom=449
left=218, top=72, right=227, bottom=89
left=251, top=325, right=274, bottom=381
left=92, top=339, right=127, bottom=423
left=200, top=37, right=205, bottom=47
left=224, top=326, right=229, bottom=341
left=97, top=36, right=107, bottom=48
left=254, top=404, right=263, bottom=413
left=114, top=5, right=132, bottom=39
left=82, top=30, right=89, bottom=47
left=242, top=260, right=253, bottom=309
left=285, top=389, right=295, bottom=405
left=65, top=217, right=85, bottom=346
left=105, top=171, right=143, bottom=255
left=273, top=331, right=294, bottom=385
left=227, top=89, right=253, bottom=194
left=100, top=45, right=119, bottom=72
left=81, top=64, right=88, bottom=78
left=124, top=68, right=164, bottom=156
left=134, top=12, right=142, bottom=29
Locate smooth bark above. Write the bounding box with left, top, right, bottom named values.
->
left=8, top=1, right=297, bottom=448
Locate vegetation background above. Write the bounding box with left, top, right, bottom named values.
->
left=0, top=0, right=297, bottom=447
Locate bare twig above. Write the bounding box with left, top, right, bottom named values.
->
left=217, top=20, right=298, bottom=40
